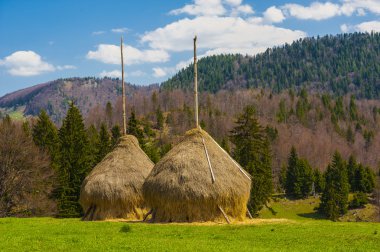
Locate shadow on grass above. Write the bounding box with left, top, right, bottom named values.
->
left=297, top=212, right=325, bottom=220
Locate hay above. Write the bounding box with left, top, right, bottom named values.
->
left=80, top=135, right=154, bottom=220
left=143, top=128, right=251, bottom=222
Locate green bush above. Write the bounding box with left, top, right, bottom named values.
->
left=349, top=192, right=368, bottom=209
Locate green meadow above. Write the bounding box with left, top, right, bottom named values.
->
left=1, top=211, right=379, bottom=251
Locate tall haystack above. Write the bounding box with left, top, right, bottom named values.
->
left=143, top=128, right=251, bottom=222
left=80, top=135, right=154, bottom=220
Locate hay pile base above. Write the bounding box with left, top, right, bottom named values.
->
left=143, top=128, right=251, bottom=222
left=80, top=135, right=154, bottom=220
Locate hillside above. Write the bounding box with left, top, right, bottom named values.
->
left=0, top=77, right=158, bottom=123
left=162, top=33, right=380, bottom=98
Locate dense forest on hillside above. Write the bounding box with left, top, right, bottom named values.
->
left=162, top=33, right=380, bottom=98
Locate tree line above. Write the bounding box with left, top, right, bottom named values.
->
left=162, top=32, right=380, bottom=99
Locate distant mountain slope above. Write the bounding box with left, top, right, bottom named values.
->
left=162, top=32, right=380, bottom=98
left=0, top=77, right=158, bottom=122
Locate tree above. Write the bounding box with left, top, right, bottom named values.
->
left=313, top=169, right=325, bottom=194
left=97, top=123, right=111, bottom=162
left=319, top=151, right=349, bottom=221
left=57, top=103, right=92, bottom=217
left=284, top=148, right=314, bottom=199
left=0, top=117, right=54, bottom=216
left=349, top=95, right=358, bottom=121
left=127, top=111, right=144, bottom=143
left=230, top=105, right=272, bottom=215
left=285, top=147, right=298, bottom=196
left=32, top=110, right=60, bottom=171
left=86, top=124, right=100, bottom=168
left=111, top=124, right=121, bottom=147
left=156, top=106, right=164, bottom=130
left=105, top=101, right=113, bottom=128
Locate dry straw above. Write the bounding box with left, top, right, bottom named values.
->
left=80, top=135, right=154, bottom=220
left=143, top=128, right=251, bottom=222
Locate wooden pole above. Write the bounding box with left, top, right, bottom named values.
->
left=218, top=205, right=231, bottom=224
left=202, top=137, right=215, bottom=183
left=121, top=36, right=127, bottom=136
left=193, top=36, right=199, bottom=128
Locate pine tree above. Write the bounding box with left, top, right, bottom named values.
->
left=313, top=169, right=325, bottom=194
left=97, top=123, right=111, bottom=162
left=127, top=111, right=144, bottom=143
left=86, top=124, right=100, bottom=168
left=319, top=151, right=349, bottom=221
left=105, top=101, right=113, bottom=128
left=32, top=110, right=60, bottom=170
left=111, top=124, right=121, bottom=147
left=285, top=147, right=298, bottom=197
left=57, top=103, right=91, bottom=217
left=230, top=105, right=273, bottom=215
left=349, top=95, right=358, bottom=121
left=156, top=106, right=164, bottom=130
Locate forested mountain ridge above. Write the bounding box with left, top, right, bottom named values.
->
left=0, top=77, right=158, bottom=123
left=162, top=32, right=380, bottom=98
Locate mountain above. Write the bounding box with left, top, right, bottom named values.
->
left=162, top=32, right=380, bottom=98
left=0, top=77, right=158, bottom=122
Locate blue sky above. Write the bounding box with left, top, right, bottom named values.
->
left=0, top=0, right=379, bottom=96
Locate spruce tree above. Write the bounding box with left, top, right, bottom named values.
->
left=97, top=123, right=111, bottom=162
left=285, top=147, right=298, bottom=197
left=313, top=169, right=325, bottom=194
left=127, top=111, right=144, bottom=143
left=32, top=110, right=60, bottom=170
left=57, top=103, right=91, bottom=217
left=156, top=106, right=164, bottom=130
left=111, top=124, right=121, bottom=147
left=86, top=124, right=100, bottom=168
left=319, top=151, right=349, bottom=221
left=230, top=105, right=273, bottom=215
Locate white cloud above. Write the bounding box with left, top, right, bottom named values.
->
left=170, top=0, right=226, bottom=17
left=224, top=0, right=242, bottom=7
left=0, top=51, right=55, bottom=76
left=86, top=44, right=170, bottom=65
left=340, top=20, right=380, bottom=33
left=141, top=16, right=305, bottom=54
left=152, top=67, right=167, bottom=78
left=231, top=4, right=254, bottom=16
left=355, top=20, right=380, bottom=32
left=111, top=27, right=129, bottom=33
left=340, top=0, right=380, bottom=16
left=92, top=31, right=105, bottom=35
left=170, top=0, right=255, bottom=17
left=282, top=2, right=341, bottom=21
left=340, top=23, right=350, bottom=32
left=263, top=6, right=285, bottom=23
left=56, top=65, right=76, bottom=70
left=99, top=70, right=121, bottom=78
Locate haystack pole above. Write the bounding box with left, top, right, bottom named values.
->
left=121, top=36, right=127, bottom=135
left=194, top=36, right=199, bottom=129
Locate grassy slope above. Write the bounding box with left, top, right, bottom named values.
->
left=1, top=217, right=379, bottom=251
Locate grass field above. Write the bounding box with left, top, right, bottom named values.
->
left=1, top=197, right=379, bottom=251
left=1, top=217, right=379, bottom=251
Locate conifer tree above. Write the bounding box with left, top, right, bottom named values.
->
left=57, top=103, right=91, bottom=217
left=86, top=124, right=100, bottom=168
left=32, top=110, right=60, bottom=170
left=319, top=151, right=349, bottom=221
left=127, top=111, right=144, bottom=143
left=97, top=123, right=110, bottom=162
left=230, top=105, right=273, bottom=215
left=105, top=101, right=113, bottom=128
left=111, top=124, right=121, bottom=147
left=156, top=106, right=164, bottom=130
left=285, top=147, right=298, bottom=196
left=313, top=169, right=325, bottom=193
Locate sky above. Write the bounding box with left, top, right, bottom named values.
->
left=0, top=0, right=379, bottom=96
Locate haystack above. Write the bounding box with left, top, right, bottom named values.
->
left=143, top=128, right=251, bottom=222
left=80, top=135, right=154, bottom=220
